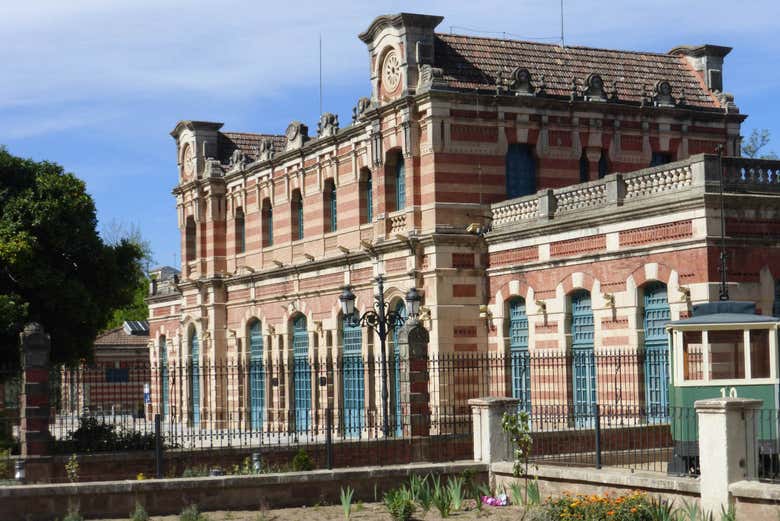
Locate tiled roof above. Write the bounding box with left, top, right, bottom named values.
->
left=95, top=326, right=149, bottom=348
left=219, top=132, right=287, bottom=164
left=434, top=34, right=718, bottom=109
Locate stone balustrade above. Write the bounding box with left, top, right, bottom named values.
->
left=489, top=154, right=780, bottom=230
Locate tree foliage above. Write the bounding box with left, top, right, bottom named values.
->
left=742, top=128, right=778, bottom=159
left=0, top=146, right=145, bottom=366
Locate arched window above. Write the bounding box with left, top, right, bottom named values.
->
left=390, top=301, right=407, bottom=435
left=324, top=179, right=337, bottom=233
left=262, top=198, right=273, bottom=247
left=291, top=315, right=310, bottom=431
left=395, top=157, right=406, bottom=210
left=189, top=328, right=200, bottom=426
left=159, top=336, right=169, bottom=419
left=506, top=144, right=537, bottom=199
left=360, top=170, right=373, bottom=225
left=642, top=282, right=670, bottom=422
left=185, top=217, right=196, bottom=262
left=579, top=150, right=590, bottom=183
left=570, top=290, right=595, bottom=427
left=235, top=207, right=245, bottom=254
left=508, top=298, right=531, bottom=413
left=248, top=320, right=264, bottom=430
left=342, top=318, right=364, bottom=436
left=598, top=150, right=609, bottom=179
left=291, top=190, right=303, bottom=241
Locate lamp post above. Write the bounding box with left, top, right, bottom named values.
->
left=339, top=275, right=421, bottom=437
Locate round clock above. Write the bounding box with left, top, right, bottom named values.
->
left=286, top=123, right=299, bottom=141
left=182, top=143, right=194, bottom=179
left=382, top=50, right=402, bottom=92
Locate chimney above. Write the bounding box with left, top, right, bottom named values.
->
left=669, top=44, right=732, bottom=92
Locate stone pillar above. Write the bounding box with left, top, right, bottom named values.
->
left=19, top=323, right=52, bottom=457
left=398, top=319, right=430, bottom=437
left=469, top=397, right=519, bottom=464
left=695, top=398, right=762, bottom=515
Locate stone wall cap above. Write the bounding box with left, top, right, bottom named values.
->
left=468, top=396, right=520, bottom=407
left=729, top=480, right=780, bottom=501
left=694, top=398, right=764, bottom=411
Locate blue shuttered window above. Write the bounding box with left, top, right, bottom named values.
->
left=190, top=329, right=200, bottom=426
left=328, top=182, right=337, bottom=232
left=235, top=208, right=245, bottom=254
left=249, top=320, right=265, bottom=430
left=643, top=282, right=670, bottom=423
left=571, top=290, right=596, bottom=427
left=506, top=144, right=536, bottom=198
left=292, top=316, right=310, bottom=432
left=391, top=302, right=407, bottom=435
left=509, top=299, right=531, bottom=414
left=395, top=158, right=406, bottom=210
left=366, top=174, right=373, bottom=223
left=342, top=320, right=364, bottom=436
left=264, top=202, right=273, bottom=247
left=160, top=336, right=169, bottom=419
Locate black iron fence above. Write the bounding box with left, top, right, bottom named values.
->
left=756, top=408, right=780, bottom=483
left=0, top=350, right=693, bottom=480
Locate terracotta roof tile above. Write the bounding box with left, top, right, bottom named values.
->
left=434, top=34, right=717, bottom=109
left=94, top=327, right=149, bottom=348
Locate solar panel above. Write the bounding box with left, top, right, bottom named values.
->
left=123, top=320, right=149, bottom=336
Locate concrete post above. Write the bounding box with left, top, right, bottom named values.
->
left=398, top=319, right=430, bottom=437
left=695, top=397, right=762, bottom=515
left=19, top=323, right=52, bottom=457
left=468, top=397, right=520, bottom=464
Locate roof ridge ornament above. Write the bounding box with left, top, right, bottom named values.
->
left=352, top=97, right=373, bottom=123
left=495, top=67, right=538, bottom=97
left=653, top=80, right=676, bottom=107
left=317, top=112, right=339, bottom=138
left=583, top=73, right=606, bottom=102
left=257, top=138, right=275, bottom=161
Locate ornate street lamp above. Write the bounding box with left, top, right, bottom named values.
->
left=339, top=276, right=421, bottom=437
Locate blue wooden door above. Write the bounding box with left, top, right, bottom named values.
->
left=392, top=302, right=407, bottom=435
left=509, top=299, right=531, bottom=414
left=571, top=291, right=596, bottom=427
left=643, top=282, right=670, bottom=423
left=190, top=330, right=200, bottom=427
left=292, top=316, right=311, bottom=432
left=342, top=321, right=364, bottom=436
left=249, top=321, right=265, bottom=430
left=506, top=144, right=536, bottom=198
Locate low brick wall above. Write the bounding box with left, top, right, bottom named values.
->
left=0, top=461, right=487, bottom=521
left=18, top=434, right=473, bottom=483
left=492, top=462, right=700, bottom=506
left=730, top=480, right=780, bottom=518
left=532, top=424, right=671, bottom=457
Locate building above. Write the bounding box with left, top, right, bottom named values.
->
left=59, top=321, right=150, bottom=418
left=147, top=12, right=780, bottom=433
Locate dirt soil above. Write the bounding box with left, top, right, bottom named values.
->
left=94, top=501, right=536, bottom=521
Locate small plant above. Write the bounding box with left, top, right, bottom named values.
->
left=130, top=502, right=150, bottom=521
left=62, top=511, right=84, bottom=521
left=525, top=478, right=540, bottom=506
left=384, top=487, right=416, bottom=521
left=340, top=485, right=355, bottom=521
left=720, top=504, right=736, bottom=521
left=182, top=465, right=209, bottom=477
left=65, top=454, right=79, bottom=483
left=180, top=504, right=208, bottom=521
left=355, top=501, right=364, bottom=512
left=136, top=472, right=146, bottom=481
left=507, top=481, right=524, bottom=507
left=648, top=497, right=676, bottom=521
left=474, top=482, right=491, bottom=511
left=446, top=476, right=465, bottom=511
left=431, top=476, right=452, bottom=518
left=409, top=474, right=433, bottom=512
left=291, top=449, right=314, bottom=471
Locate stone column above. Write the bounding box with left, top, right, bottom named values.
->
left=398, top=319, right=430, bottom=437
left=19, top=323, right=52, bottom=457
left=695, top=397, right=762, bottom=515
left=469, top=397, right=520, bottom=464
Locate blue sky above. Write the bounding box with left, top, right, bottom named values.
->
left=2, top=0, right=778, bottom=267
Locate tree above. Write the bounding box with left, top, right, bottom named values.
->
left=0, top=146, right=145, bottom=366
left=741, top=128, right=778, bottom=159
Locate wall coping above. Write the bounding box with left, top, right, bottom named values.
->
left=730, top=480, right=780, bottom=501
left=694, top=398, right=764, bottom=412
left=492, top=462, right=700, bottom=495
left=468, top=397, right=520, bottom=407
left=0, top=460, right=487, bottom=498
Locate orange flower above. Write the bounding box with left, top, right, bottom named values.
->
left=631, top=507, right=638, bottom=513
left=607, top=511, right=615, bottom=517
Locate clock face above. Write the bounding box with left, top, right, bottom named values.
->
left=286, top=123, right=299, bottom=141
left=182, top=143, right=194, bottom=179
left=382, top=50, right=402, bottom=93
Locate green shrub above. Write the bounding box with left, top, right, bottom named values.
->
left=52, top=417, right=160, bottom=453
left=291, top=449, right=313, bottom=471
left=62, top=511, right=84, bottom=521
left=340, top=485, right=354, bottom=521
left=130, top=502, right=149, bottom=521
left=180, top=504, right=208, bottom=521
left=446, top=476, right=464, bottom=511
left=408, top=474, right=433, bottom=512
left=383, top=487, right=416, bottom=521
left=182, top=465, right=210, bottom=478
left=431, top=476, right=452, bottom=518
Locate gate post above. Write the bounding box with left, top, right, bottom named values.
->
left=397, top=319, right=430, bottom=438
left=19, top=323, right=52, bottom=457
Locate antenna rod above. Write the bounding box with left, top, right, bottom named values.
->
left=319, top=33, right=323, bottom=116
left=560, top=0, right=565, bottom=47
left=717, top=145, right=729, bottom=301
